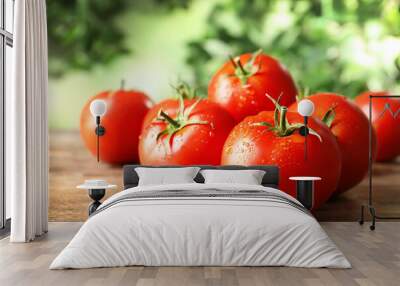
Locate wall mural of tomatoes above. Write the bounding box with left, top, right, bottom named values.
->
left=79, top=51, right=400, bottom=210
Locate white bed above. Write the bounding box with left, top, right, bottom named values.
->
left=50, top=181, right=350, bottom=269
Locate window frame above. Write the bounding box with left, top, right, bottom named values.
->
left=0, top=0, right=13, bottom=233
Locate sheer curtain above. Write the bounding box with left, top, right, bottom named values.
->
left=7, top=0, right=48, bottom=242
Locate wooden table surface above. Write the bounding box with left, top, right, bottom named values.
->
left=49, top=130, right=400, bottom=222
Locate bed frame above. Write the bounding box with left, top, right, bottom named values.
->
left=123, top=165, right=280, bottom=190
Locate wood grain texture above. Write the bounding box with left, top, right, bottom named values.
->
left=1, top=222, right=399, bottom=286
left=49, top=131, right=400, bottom=221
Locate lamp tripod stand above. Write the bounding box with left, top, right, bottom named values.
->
left=359, top=94, right=400, bottom=230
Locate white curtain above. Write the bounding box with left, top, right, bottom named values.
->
left=7, top=0, right=48, bottom=242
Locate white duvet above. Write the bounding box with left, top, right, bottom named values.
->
left=50, top=183, right=350, bottom=269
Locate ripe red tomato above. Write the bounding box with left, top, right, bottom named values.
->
left=355, top=91, right=400, bottom=162
left=289, top=93, right=374, bottom=194
left=80, top=89, right=153, bottom=164
left=221, top=108, right=341, bottom=209
left=208, top=51, right=297, bottom=123
left=139, top=99, right=235, bottom=165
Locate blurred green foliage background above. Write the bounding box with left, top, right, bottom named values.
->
left=47, top=0, right=400, bottom=129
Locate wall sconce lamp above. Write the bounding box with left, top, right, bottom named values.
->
left=90, top=99, right=107, bottom=162
left=297, top=99, right=315, bottom=160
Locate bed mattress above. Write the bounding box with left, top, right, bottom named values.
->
left=50, top=183, right=350, bottom=269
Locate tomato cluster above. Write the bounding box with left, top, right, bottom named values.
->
left=80, top=51, right=398, bottom=209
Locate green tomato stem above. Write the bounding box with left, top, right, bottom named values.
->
left=229, top=55, right=238, bottom=69
left=236, top=58, right=247, bottom=76
left=159, top=110, right=180, bottom=128
left=156, top=97, right=209, bottom=144
left=229, top=50, right=261, bottom=85
left=279, top=106, right=288, bottom=133
left=259, top=93, right=322, bottom=141
left=173, top=81, right=199, bottom=100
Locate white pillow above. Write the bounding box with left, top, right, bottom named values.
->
left=135, top=167, right=200, bottom=186
left=200, top=169, right=266, bottom=185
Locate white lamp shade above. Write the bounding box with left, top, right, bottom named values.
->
left=90, top=99, right=107, bottom=117
left=297, top=99, right=315, bottom=117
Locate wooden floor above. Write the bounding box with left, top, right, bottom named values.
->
left=49, top=131, right=400, bottom=221
left=1, top=222, right=399, bottom=286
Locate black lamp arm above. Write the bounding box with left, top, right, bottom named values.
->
left=298, top=116, right=309, bottom=136
left=95, top=116, right=106, bottom=162
left=304, top=116, right=308, bottom=134
left=298, top=116, right=309, bottom=161
left=95, top=116, right=106, bottom=136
